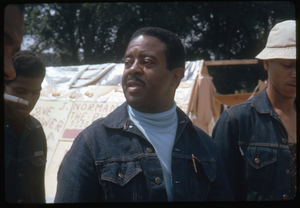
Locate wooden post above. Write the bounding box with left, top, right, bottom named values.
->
left=204, top=59, right=258, bottom=66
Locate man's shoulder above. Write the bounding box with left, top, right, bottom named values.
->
left=224, top=97, right=254, bottom=118
left=230, top=98, right=253, bottom=110
left=28, top=115, right=43, bottom=128
left=176, top=105, right=215, bottom=145
left=81, top=102, right=128, bottom=134
left=192, top=123, right=212, bottom=138
left=226, top=88, right=270, bottom=117
left=82, top=117, right=107, bottom=133
left=187, top=122, right=216, bottom=148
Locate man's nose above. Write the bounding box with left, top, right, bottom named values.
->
left=4, top=58, right=16, bottom=80
left=291, top=66, right=296, bottom=78
left=22, top=93, right=36, bottom=107
left=127, top=60, right=144, bottom=76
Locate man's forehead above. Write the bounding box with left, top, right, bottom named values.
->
left=129, top=35, right=166, bottom=48
left=126, top=35, right=166, bottom=56
left=8, top=76, right=43, bottom=88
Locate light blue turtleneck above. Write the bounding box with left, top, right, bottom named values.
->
left=127, top=102, right=178, bottom=201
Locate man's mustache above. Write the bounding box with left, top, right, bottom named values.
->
left=126, top=76, right=146, bottom=85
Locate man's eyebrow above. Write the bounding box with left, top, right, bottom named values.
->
left=143, top=54, right=158, bottom=61
left=123, top=54, right=133, bottom=60
left=123, top=53, right=159, bottom=61
left=4, top=31, right=15, bottom=46
left=15, top=86, right=42, bottom=91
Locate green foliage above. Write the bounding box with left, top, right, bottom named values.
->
left=23, top=1, right=295, bottom=94
left=35, top=52, right=62, bottom=67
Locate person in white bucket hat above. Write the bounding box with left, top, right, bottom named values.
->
left=212, top=20, right=296, bottom=201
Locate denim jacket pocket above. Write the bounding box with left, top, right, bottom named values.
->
left=100, top=160, right=142, bottom=186
left=30, top=156, right=47, bottom=167
left=240, top=145, right=277, bottom=169
left=239, top=145, right=278, bottom=200
left=196, top=158, right=216, bottom=182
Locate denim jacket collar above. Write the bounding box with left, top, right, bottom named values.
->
left=102, top=102, right=129, bottom=129
left=251, top=87, right=281, bottom=120
left=5, top=115, right=41, bottom=139
left=252, top=87, right=273, bottom=114
left=252, top=87, right=297, bottom=120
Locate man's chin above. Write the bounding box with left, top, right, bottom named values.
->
left=126, top=97, right=151, bottom=112
left=126, top=99, right=147, bottom=108
left=15, top=109, right=31, bottom=119
left=281, top=92, right=296, bottom=100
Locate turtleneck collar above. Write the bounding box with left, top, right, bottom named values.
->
left=127, top=102, right=177, bottom=128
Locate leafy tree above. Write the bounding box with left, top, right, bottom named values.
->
left=36, top=52, right=62, bottom=66
left=23, top=1, right=295, bottom=94
left=24, top=3, right=81, bottom=65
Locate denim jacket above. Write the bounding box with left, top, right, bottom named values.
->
left=212, top=87, right=295, bottom=201
left=55, top=102, right=233, bottom=202
left=5, top=115, right=47, bottom=203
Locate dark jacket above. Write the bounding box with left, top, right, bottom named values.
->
left=55, top=102, right=233, bottom=202
left=5, top=115, right=47, bottom=203
left=212, top=87, right=295, bottom=201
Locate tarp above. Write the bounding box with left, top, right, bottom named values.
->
left=30, top=60, right=217, bottom=202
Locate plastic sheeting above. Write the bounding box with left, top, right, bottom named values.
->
left=43, top=61, right=202, bottom=88
left=39, top=60, right=204, bottom=105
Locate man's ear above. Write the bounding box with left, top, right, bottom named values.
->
left=171, top=67, right=184, bottom=88
left=263, top=60, right=270, bottom=72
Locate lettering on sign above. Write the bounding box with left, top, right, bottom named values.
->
left=62, top=102, right=121, bottom=140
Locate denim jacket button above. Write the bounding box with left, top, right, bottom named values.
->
left=282, top=138, right=287, bottom=144
left=286, top=169, right=290, bottom=174
left=254, top=158, right=260, bottom=164
left=155, top=177, right=161, bottom=184
left=146, top=147, right=153, bottom=153
left=283, top=194, right=288, bottom=200
left=118, top=173, right=124, bottom=179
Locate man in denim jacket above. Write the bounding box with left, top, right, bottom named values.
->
left=5, top=51, right=47, bottom=203
left=55, top=27, right=233, bottom=202
left=212, top=20, right=296, bottom=201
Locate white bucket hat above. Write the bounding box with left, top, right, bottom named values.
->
left=255, top=20, right=296, bottom=60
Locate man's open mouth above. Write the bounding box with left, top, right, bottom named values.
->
left=126, top=76, right=146, bottom=87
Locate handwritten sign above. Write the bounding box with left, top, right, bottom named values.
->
left=30, top=100, right=73, bottom=170
left=61, top=102, right=121, bottom=140
left=44, top=140, right=73, bottom=202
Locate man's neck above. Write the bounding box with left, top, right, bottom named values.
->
left=266, top=86, right=296, bottom=115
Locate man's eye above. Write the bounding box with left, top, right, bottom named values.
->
left=284, top=65, right=293, bottom=69
left=143, top=60, right=153, bottom=65
left=16, top=90, right=26, bottom=94
left=124, top=60, right=132, bottom=66
left=282, top=63, right=295, bottom=68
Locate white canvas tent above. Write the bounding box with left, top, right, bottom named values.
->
left=30, top=60, right=217, bottom=202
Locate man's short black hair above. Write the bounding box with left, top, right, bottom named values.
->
left=5, top=50, right=46, bottom=85
left=129, top=27, right=185, bottom=72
